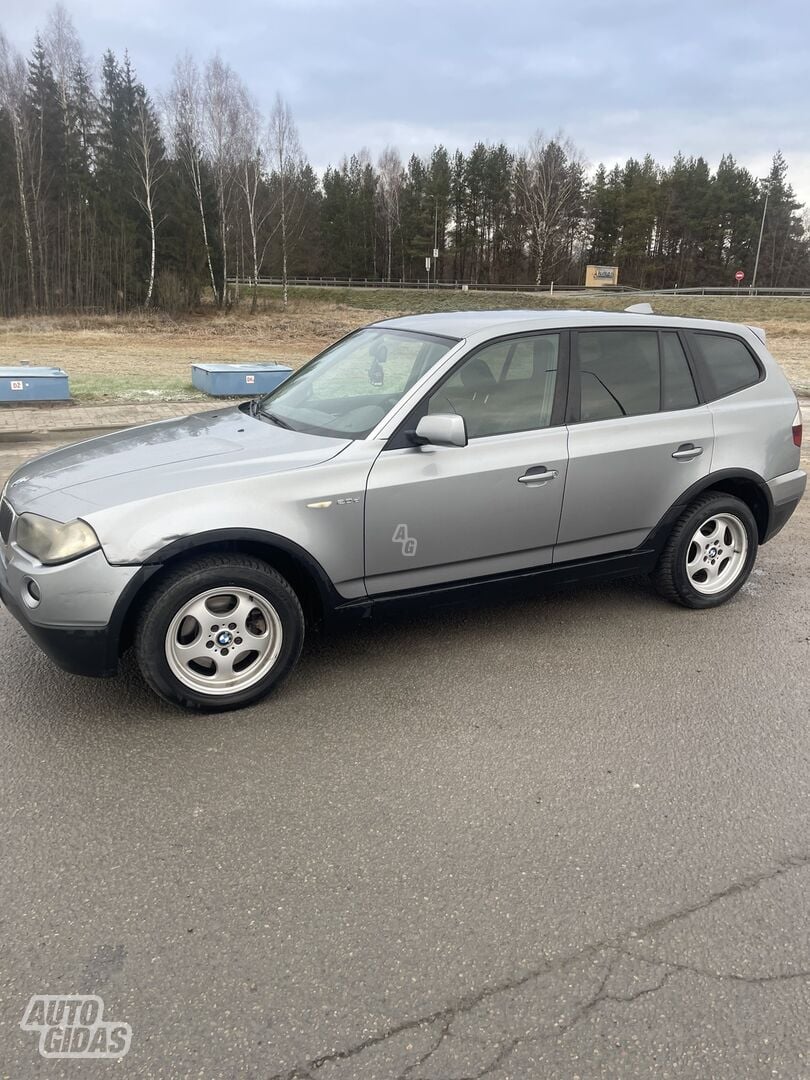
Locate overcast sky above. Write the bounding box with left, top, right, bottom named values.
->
left=4, top=0, right=810, bottom=199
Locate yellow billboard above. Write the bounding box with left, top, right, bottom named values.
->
left=585, top=264, right=619, bottom=287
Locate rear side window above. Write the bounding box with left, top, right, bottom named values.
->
left=576, top=329, right=698, bottom=421
left=689, top=332, right=761, bottom=400
left=661, top=332, right=699, bottom=411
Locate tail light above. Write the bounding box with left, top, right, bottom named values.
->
left=793, top=407, right=803, bottom=448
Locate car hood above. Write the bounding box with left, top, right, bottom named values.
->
left=5, top=406, right=351, bottom=515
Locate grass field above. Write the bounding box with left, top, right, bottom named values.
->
left=1, top=287, right=808, bottom=403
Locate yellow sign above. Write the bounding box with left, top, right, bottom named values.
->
left=585, top=264, right=619, bottom=287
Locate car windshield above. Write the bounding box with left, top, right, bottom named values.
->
left=257, top=327, right=457, bottom=438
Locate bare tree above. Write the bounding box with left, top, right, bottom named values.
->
left=0, top=33, right=36, bottom=306
left=517, top=132, right=585, bottom=285
left=234, top=85, right=272, bottom=311
left=43, top=5, right=88, bottom=306
left=203, top=55, right=240, bottom=306
left=164, top=55, right=217, bottom=303
left=25, top=36, right=55, bottom=309
left=267, top=93, right=303, bottom=306
left=129, top=93, right=166, bottom=306
left=377, top=146, right=403, bottom=282
left=43, top=3, right=83, bottom=111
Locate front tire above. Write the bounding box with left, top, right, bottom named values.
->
left=652, top=493, right=758, bottom=609
left=135, top=555, right=304, bottom=711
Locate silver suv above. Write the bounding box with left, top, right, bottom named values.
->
left=0, top=309, right=805, bottom=711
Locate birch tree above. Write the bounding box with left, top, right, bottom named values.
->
left=517, top=132, right=585, bottom=285
left=234, top=86, right=272, bottom=311
left=42, top=5, right=86, bottom=305
left=25, top=38, right=58, bottom=309
left=129, top=92, right=165, bottom=306
left=165, top=55, right=217, bottom=303
left=378, top=146, right=403, bottom=282
left=0, top=33, right=36, bottom=306
left=43, top=3, right=83, bottom=112
left=267, top=93, right=303, bottom=306
left=203, top=55, right=240, bottom=306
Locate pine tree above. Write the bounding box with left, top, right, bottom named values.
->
left=25, top=36, right=64, bottom=308
left=758, top=152, right=805, bottom=286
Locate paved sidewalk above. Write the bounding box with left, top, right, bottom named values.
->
left=0, top=399, right=212, bottom=435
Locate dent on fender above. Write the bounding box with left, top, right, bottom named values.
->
left=116, top=527, right=345, bottom=601
left=122, top=534, right=190, bottom=565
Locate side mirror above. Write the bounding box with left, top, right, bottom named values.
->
left=413, top=413, right=468, bottom=448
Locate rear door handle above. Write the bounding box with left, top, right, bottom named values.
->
left=672, top=443, right=703, bottom=461
left=518, top=467, right=558, bottom=484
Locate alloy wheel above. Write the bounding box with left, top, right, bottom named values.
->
left=685, top=513, right=749, bottom=595
left=165, top=587, right=283, bottom=695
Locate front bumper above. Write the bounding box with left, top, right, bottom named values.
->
left=0, top=576, right=116, bottom=676
left=0, top=540, right=141, bottom=678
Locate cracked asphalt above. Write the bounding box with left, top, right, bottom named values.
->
left=1, top=469, right=809, bottom=1078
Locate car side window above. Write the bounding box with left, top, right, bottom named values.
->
left=427, top=334, right=559, bottom=438
left=577, top=329, right=699, bottom=421
left=577, top=330, right=660, bottom=420
left=688, top=332, right=761, bottom=400
left=661, top=332, right=699, bottom=410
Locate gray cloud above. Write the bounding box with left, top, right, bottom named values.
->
left=4, top=0, right=809, bottom=197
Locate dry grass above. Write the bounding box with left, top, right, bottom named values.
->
left=0, top=302, right=392, bottom=401
left=0, top=289, right=808, bottom=401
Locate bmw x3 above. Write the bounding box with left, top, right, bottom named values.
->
left=0, top=308, right=804, bottom=710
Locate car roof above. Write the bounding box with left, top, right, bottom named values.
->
left=372, top=308, right=754, bottom=340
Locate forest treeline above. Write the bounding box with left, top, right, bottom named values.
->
left=1, top=5, right=808, bottom=316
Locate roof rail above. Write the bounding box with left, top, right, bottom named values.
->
left=624, top=302, right=654, bottom=314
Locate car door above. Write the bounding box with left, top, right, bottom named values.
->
left=363, top=331, right=570, bottom=595
left=555, top=326, right=714, bottom=563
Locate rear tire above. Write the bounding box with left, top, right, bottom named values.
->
left=135, top=554, right=304, bottom=711
left=652, top=493, right=758, bottom=609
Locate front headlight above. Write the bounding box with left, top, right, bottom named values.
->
left=16, top=513, right=100, bottom=565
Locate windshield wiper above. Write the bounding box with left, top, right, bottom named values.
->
left=261, top=410, right=292, bottom=430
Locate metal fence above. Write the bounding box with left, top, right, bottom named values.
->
left=232, top=277, right=810, bottom=298
left=237, top=276, right=637, bottom=293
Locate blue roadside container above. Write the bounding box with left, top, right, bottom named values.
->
left=191, top=362, right=293, bottom=397
left=0, top=367, right=70, bottom=402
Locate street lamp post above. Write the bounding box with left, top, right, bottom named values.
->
left=751, top=183, right=770, bottom=291
left=424, top=193, right=439, bottom=289
left=432, top=197, right=439, bottom=290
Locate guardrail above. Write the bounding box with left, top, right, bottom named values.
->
left=620, top=286, right=810, bottom=297
left=235, top=277, right=639, bottom=293
left=232, top=277, right=810, bottom=298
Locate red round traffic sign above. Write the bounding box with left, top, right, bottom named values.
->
left=735, top=270, right=745, bottom=282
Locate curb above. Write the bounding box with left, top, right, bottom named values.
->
left=0, top=399, right=212, bottom=439
left=0, top=425, right=132, bottom=442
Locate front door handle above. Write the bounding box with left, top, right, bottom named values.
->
left=672, top=443, right=703, bottom=461
left=518, top=468, right=558, bottom=484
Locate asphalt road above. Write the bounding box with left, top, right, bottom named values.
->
left=0, top=481, right=808, bottom=1078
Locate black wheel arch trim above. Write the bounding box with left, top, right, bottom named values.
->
left=642, top=468, right=773, bottom=553
left=104, top=476, right=775, bottom=667
left=108, top=528, right=345, bottom=662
